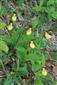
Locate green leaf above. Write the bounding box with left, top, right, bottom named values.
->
left=19, top=66, right=28, bottom=76
left=0, top=41, right=9, bottom=53
left=32, top=61, right=42, bottom=71
left=11, top=28, right=24, bottom=45
left=4, top=79, right=12, bottom=85
left=47, top=0, right=55, bottom=5
left=51, top=11, right=57, bottom=19
left=0, top=35, right=12, bottom=44
left=32, top=17, right=39, bottom=28
left=0, top=51, right=3, bottom=57
left=39, top=0, right=45, bottom=6
left=35, top=75, right=44, bottom=85
left=35, top=80, right=44, bottom=85
left=46, top=7, right=57, bottom=19
left=34, top=5, right=41, bottom=12
left=0, top=22, right=6, bottom=30
left=18, top=83, right=21, bottom=85
left=16, top=46, right=26, bottom=53
left=17, top=0, right=24, bottom=5
left=4, top=77, right=14, bottom=85
left=0, top=6, right=7, bottom=16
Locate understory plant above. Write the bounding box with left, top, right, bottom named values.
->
left=0, top=27, right=55, bottom=85
left=0, top=0, right=57, bottom=85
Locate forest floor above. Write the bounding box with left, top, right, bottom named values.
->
left=0, top=0, right=57, bottom=85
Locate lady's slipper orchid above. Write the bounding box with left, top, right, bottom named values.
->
left=42, top=68, right=47, bottom=76
left=30, top=41, right=35, bottom=49
left=45, top=32, right=52, bottom=40
left=26, top=28, right=32, bottom=35
left=7, top=23, right=13, bottom=31
left=12, top=13, right=17, bottom=22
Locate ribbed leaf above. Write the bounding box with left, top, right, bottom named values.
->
left=0, top=41, right=9, bottom=53
left=0, top=23, right=6, bottom=30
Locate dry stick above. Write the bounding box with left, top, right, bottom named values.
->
left=21, top=79, right=26, bottom=85
left=16, top=59, right=19, bottom=71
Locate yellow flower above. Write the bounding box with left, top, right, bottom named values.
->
left=45, top=32, right=52, bottom=40
left=26, top=28, right=32, bottom=35
left=12, top=13, right=17, bottom=22
left=30, top=41, right=35, bottom=49
left=7, top=23, right=13, bottom=31
left=42, top=68, right=47, bottom=76
left=11, top=72, right=14, bottom=74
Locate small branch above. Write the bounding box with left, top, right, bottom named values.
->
left=21, top=79, right=26, bottom=85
